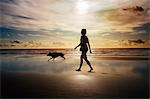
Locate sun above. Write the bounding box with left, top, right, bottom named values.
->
left=76, top=0, right=89, bottom=14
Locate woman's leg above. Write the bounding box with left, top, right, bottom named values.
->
left=83, top=51, right=93, bottom=70
left=76, top=52, right=84, bottom=71
left=79, top=54, right=83, bottom=70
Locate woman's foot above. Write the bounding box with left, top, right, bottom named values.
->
left=76, top=69, right=81, bottom=71
left=88, top=68, right=93, bottom=72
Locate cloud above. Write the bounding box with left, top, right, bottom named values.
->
left=95, top=2, right=149, bottom=40
left=120, top=39, right=149, bottom=47
left=0, top=40, right=45, bottom=48
left=101, top=8, right=148, bottom=26
left=0, top=25, right=79, bottom=42
left=10, top=40, right=21, bottom=44
left=128, top=39, right=145, bottom=45
left=0, top=39, right=67, bottom=48
left=0, top=26, right=50, bottom=39
left=101, top=33, right=110, bottom=37
left=10, top=15, right=36, bottom=20
left=52, top=42, right=65, bottom=47
left=122, top=6, right=144, bottom=12
left=0, top=0, right=18, bottom=5
left=97, top=0, right=149, bottom=26
left=128, top=23, right=150, bottom=40
left=133, top=23, right=149, bottom=34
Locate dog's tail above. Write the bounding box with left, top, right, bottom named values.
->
left=47, top=53, right=50, bottom=56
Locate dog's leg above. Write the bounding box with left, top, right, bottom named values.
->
left=48, top=57, right=52, bottom=61
left=62, top=56, right=65, bottom=60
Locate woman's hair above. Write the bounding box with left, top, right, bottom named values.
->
left=81, top=29, right=86, bottom=35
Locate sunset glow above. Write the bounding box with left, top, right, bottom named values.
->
left=0, top=0, right=149, bottom=48
left=76, top=0, right=89, bottom=14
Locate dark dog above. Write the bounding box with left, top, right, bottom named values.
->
left=47, top=52, right=65, bottom=61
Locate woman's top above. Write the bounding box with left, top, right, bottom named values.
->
left=80, top=36, right=89, bottom=51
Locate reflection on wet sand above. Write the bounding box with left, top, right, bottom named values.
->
left=73, top=74, right=92, bottom=80
left=1, top=54, right=149, bottom=98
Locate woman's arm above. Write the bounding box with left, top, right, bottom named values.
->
left=88, top=42, right=92, bottom=53
left=74, top=43, right=81, bottom=49
left=86, top=37, right=92, bottom=53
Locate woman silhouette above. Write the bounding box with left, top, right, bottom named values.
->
left=74, top=29, right=93, bottom=72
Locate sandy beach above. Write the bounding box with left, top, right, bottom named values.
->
left=1, top=53, right=149, bottom=98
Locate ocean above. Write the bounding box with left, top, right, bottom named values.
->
left=1, top=48, right=149, bottom=57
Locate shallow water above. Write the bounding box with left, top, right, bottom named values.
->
left=1, top=48, right=149, bottom=57
left=1, top=54, right=149, bottom=77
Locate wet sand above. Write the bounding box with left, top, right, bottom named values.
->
left=2, top=72, right=149, bottom=98
left=1, top=54, right=149, bottom=98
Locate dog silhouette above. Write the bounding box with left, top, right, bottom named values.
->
left=47, top=52, right=65, bottom=61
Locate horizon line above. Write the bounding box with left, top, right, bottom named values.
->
left=0, top=48, right=149, bottom=50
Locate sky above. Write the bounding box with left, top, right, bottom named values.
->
left=0, top=0, right=150, bottom=48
